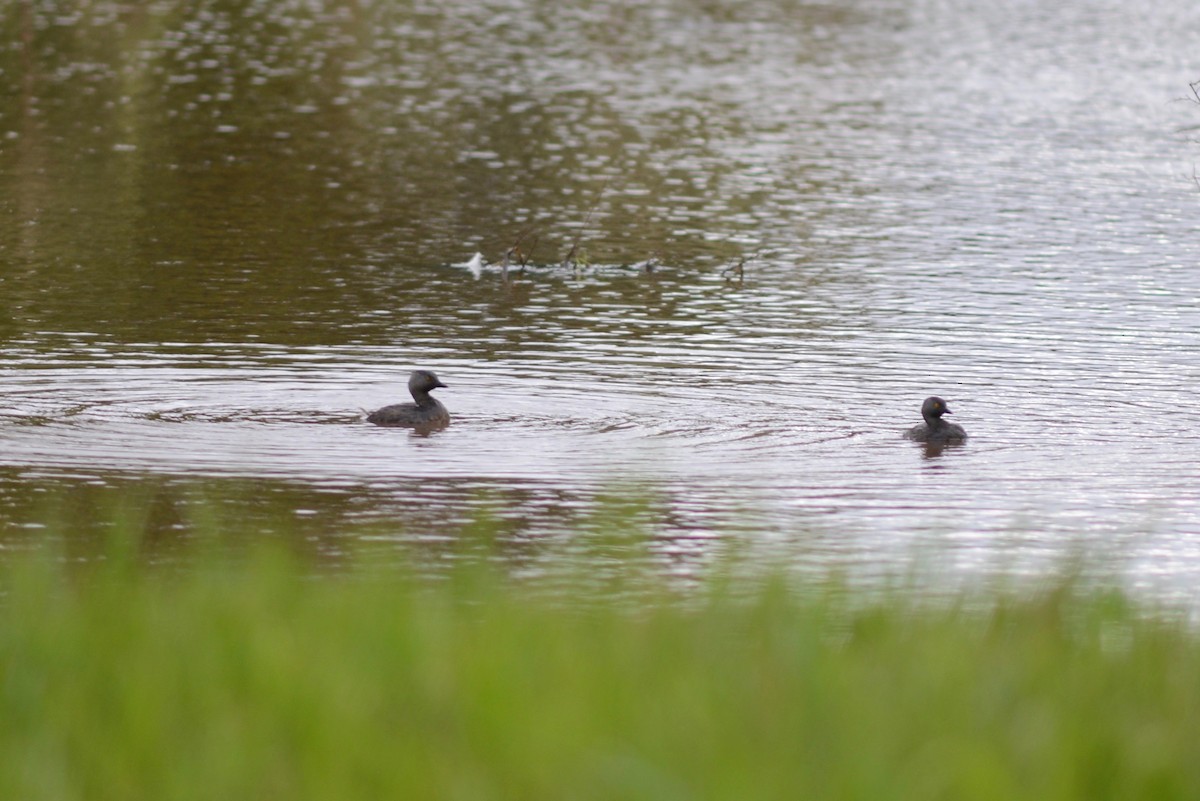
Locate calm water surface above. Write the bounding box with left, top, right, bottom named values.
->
left=2, top=0, right=1200, bottom=599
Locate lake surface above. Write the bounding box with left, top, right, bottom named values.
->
left=2, top=0, right=1200, bottom=600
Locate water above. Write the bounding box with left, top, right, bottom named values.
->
left=2, top=0, right=1199, bottom=600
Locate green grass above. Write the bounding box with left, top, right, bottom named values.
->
left=2, top=518, right=1200, bottom=800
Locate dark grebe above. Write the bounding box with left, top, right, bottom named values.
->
left=904, top=396, right=966, bottom=444
left=367, top=370, right=450, bottom=428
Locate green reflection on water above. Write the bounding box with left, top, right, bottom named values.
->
left=0, top=0, right=860, bottom=346
left=0, top=469, right=703, bottom=577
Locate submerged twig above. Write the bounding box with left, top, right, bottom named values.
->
left=1183, top=82, right=1200, bottom=193
left=721, top=256, right=747, bottom=283
left=631, top=253, right=661, bottom=274
left=562, top=180, right=610, bottom=273
left=502, top=228, right=539, bottom=274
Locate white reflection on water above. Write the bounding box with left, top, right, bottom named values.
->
left=4, top=324, right=1200, bottom=605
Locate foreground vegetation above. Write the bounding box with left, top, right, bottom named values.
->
left=1, top=518, right=1199, bottom=801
